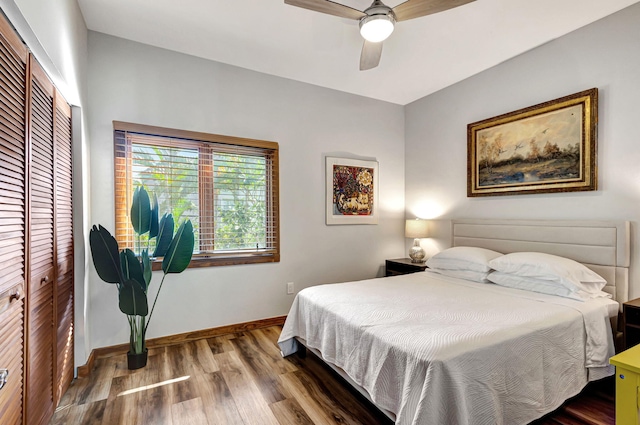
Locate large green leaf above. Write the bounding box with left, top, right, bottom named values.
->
left=162, top=220, right=194, bottom=274
left=131, top=186, right=151, bottom=236
left=120, top=249, right=146, bottom=292
left=119, top=279, right=148, bottom=316
left=141, top=250, right=152, bottom=289
left=153, top=213, right=174, bottom=257
left=89, top=225, right=123, bottom=284
left=149, top=194, right=159, bottom=239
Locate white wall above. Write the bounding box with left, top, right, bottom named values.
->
left=3, top=0, right=87, bottom=105
left=405, top=5, right=640, bottom=295
left=86, top=32, right=405, bottom=350
left=0, top=0, right=90, bottom=368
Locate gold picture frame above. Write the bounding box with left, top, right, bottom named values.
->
left=467, top=88, right=598, bottom=197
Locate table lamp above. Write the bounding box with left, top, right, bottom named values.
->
left=405, top=219, right=429, bottom=263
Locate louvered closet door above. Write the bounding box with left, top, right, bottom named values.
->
left=53, top=95, right=73, bottom=404
left=0, top=14, right=28, bottom=425
left=0, top=294, right=24, bottom=425
left=26, top=57, right=55, bottom=425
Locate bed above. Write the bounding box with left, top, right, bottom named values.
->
left=278, top=219, right=630, bottom=425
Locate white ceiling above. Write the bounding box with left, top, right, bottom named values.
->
left=77, top=0, right=639, bottom=105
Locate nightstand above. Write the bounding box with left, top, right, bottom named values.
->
left=623, top=298, right=640, bottom=349
left=385, top=258, right=428, bottom=277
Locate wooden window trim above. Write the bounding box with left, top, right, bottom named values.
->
left=113, top=121, right=278, bottom=150
left=150, top=252, right=279, bottom=271
left=113, top=121, right=280, bottom=268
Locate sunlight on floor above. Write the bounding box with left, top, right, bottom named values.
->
left=117, top=375, right=191, bottom=397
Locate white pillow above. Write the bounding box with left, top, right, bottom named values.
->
left=426, top=246, right=504, bottom=273
left=429, top=268, right=492, bottom=283
left=488, top=272, right=611, bottom=301
left=488, top=252, right=606, bottom=294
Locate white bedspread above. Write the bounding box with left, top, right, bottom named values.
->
left=278, top=271, right=617, bottom=425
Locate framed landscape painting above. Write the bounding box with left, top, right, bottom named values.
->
left=467, top=88, right=598, bottom=197
left=326, top=157, right=378, bottom=225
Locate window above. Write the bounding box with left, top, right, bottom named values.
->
left=114, top=121, right=279, bottom=268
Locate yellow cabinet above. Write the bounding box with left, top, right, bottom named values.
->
left=610, top=344, right=640, bottom=424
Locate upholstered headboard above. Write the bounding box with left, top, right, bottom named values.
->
left=451, top=219, right=630, bottom=305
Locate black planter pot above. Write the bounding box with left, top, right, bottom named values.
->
left=127, top=349, right=148, bottom=370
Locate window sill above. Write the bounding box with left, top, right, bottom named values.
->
left=150, top=253, right=280, bottom=270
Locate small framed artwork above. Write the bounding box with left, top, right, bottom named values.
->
left=467, top=88, right=598, bottom=197
left=326, top=157, right=378, bottom=225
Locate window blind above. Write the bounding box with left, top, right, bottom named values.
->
left=114, top=122, right=279, bottom=267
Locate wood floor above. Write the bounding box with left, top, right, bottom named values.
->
left=51, top=326, right=615, bottom=425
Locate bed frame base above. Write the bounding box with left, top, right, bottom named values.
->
left=295, top=337, right=396, bottom=422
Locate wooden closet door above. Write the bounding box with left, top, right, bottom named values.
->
left=0, top=15, right=28, bottom=425
left=53, top=95, right=73, bottom=404
left=26, top=57, right=55, bottom=425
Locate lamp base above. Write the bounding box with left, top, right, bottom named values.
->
left=409, top=238, right=426, bottom=263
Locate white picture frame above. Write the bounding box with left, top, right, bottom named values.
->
left=325, top=157, right=379, bottom=225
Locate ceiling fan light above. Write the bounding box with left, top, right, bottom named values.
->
left=359, top=14, right=395, bottom=43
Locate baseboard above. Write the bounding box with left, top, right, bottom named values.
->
left=77, top=350, right=97, bottom=379
left=76, top=315, right=287, bottom=378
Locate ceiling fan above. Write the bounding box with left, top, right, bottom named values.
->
left=284, top=0, right=475, bottom=70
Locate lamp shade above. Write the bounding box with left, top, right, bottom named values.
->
left=405, top=219, right=429, bottom=239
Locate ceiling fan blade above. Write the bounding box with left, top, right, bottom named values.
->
left=392, top=0, right=475, bottom=22
left=360, top=41, right=383, bottom=71
left=285, top=0, right=365, bottom=20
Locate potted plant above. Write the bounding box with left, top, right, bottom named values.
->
left=89, top=186, right=194, bottom=369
